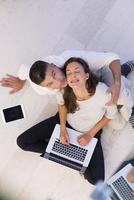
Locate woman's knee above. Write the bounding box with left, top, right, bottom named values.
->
left=16, top=134, right=28, bottom=151
left=84, top=168, right=105, bottom=185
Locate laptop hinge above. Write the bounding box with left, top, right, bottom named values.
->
left=44, top=152, right=85, bottom=172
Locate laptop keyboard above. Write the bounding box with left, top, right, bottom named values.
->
left=112, top=176, right=134, bottom=200
left=52, top=139, right=88, bottom=162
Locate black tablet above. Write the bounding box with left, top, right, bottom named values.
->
left=1, top=105, right=26, bottom=123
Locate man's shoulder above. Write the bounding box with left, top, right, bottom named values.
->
left=41, top=55, right=65, bottom=68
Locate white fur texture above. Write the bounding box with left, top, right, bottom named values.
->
left=101, top=71, right=134, bottom=180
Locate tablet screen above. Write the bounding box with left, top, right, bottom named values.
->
left=2, top=105, right=25, bottom=123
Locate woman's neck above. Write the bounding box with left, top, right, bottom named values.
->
left=73, top=86, right=89, bottom=101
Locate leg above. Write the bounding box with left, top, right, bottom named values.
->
left=17, top=113, right=60, bottom=153
left=121, top=60, right=134, bottom=77
left=117, top=158, right=134, bottom=172
left=129, top=158, right=134, bottom=166
left=65, top=125, right=105, bottom=184
left=84, top=130, right=105, bottom=185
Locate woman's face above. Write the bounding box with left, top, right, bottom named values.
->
left=66, top=62, right=89, bottom=88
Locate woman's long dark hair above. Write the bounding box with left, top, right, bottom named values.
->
left=63, top=57, right=99, bottom=113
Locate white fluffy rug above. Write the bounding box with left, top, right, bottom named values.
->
left=101, top=71, right=134, bottom=180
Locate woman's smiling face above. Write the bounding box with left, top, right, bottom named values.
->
left=66, top=61, right=89, bottom=88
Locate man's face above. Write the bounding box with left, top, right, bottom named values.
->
left=40, top=63, right=67, bottom=89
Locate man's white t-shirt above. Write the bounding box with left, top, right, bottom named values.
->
left=18, top=50, right=120, bottom=95
left=58, top=82, right=118, bottom=133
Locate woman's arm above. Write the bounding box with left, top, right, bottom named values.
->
left=58, top=104, right=70, bottom=145
left=77, top=116, right=110, bottom=146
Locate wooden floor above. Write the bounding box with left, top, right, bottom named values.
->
left=0, top=0, right=134, bottom=199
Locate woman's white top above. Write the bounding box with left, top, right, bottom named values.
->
left=58, top=82, right=118, bottom=133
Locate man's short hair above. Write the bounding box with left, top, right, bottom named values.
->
left=29, top=60, right=48, bottom=85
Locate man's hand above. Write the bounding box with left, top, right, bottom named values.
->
left=0, top=74, right=26, bottom=94
left=127, top=167, right=134, bottom=183
left=60, top=128, right=70, bottom=145
left=127, top=167, right=134, bottom=196
left=106, top=82, right=121, bottom=106
left=77, top=133, right=92, bottom=146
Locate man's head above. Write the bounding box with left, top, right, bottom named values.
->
left=29, top=60, right=67, bottom=89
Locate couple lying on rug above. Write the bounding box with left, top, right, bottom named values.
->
left=1, top=50, right=134, bottom=185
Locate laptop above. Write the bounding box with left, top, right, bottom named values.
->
left=107, top=164, right=134, bottom=200
left=43, top=124, right=98, bottom=173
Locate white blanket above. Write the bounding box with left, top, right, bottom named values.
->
left=101, top=72, right=134, bottom=180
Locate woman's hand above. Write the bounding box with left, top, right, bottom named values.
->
left=60, top=128, right=70, bottom=145
left=77, top=133, right=92, bottom=146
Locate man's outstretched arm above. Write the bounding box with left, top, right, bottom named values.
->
left=0, top=74, right=26, bottom=94
left=106, top=59, right=121, bottom=105
left=0, top=64, right=29, bottom=94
